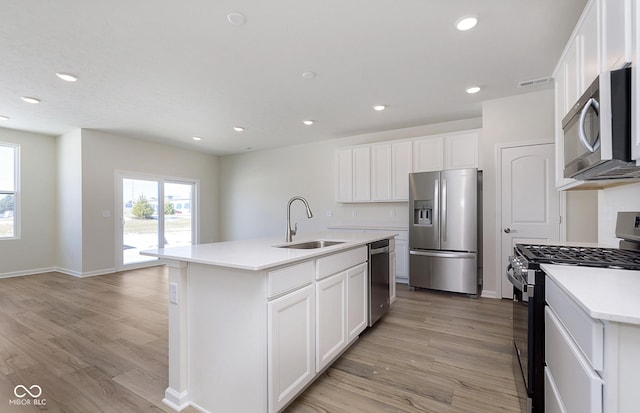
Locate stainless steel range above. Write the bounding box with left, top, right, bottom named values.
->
left=507, top=211, right=640, bottom=413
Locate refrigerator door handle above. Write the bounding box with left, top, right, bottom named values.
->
left=410, top=250, right=476, bottom=259
left=434, top=178, right=439, bottom=242
left=441, top=178, right=447, bottom=242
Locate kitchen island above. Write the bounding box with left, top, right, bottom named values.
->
left=542, top=264, right=640, bottom=413
left=142, top=231, right=396, bottom=413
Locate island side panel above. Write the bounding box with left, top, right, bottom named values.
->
left=188, top=263, right=269, bottom=412
left=164, top=260, right=190, bottom=410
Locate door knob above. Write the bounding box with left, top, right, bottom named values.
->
left=504, top=228, right=511, bottom=233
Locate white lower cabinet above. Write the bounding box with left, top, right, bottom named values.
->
left=268, top=284, right=315, bottom=413
left=347, top=262, right=368, bottom=340
left=316, top=272, right=347, bottom=372
left=316, top=261, right=368, bottom=373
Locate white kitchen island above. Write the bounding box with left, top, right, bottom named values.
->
left=542, top=264, right=640, bottom=413
left=142, top=231, right=396, bottom=413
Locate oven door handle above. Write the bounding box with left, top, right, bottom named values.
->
left=506, top=265, right=525, bottom=293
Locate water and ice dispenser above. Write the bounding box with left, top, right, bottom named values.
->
left=413, top=200, right=432, bottom=226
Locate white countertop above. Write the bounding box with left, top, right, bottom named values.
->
left=141, top=231, right=396, bottom=271
left=328, top=225, right=408, bottom=231
left=542, top=264, right=640, bottom=325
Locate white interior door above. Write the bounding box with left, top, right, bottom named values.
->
left=500, top=143, right=560, bottom=298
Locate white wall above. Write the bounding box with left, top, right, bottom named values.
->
left=598, top=182, right=640, bottom=246
left=0, top=128, right=57, bottom=277
left=56, top=129, right=83, bottom=274
left=566, top=190, right=598, bottom=242
left=80, top=129, right=220, bottom=274
left=481, top=89, right=556, bottom=298
left=219, top=118, right=482, bottom=241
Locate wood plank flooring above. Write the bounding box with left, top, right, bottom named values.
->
left=0, top=267, right=520, bottom=413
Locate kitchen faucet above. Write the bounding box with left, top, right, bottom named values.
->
left=286, top=196, right=313, bottom=242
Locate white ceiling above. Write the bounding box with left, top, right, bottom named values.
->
left=0, top=0, right=587, bottom=155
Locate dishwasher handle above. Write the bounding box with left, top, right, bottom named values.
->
left=370, top=246, right=389, bottom=255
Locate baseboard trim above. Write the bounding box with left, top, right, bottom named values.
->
left=0, top=267, right=57, bottom=279
left=481, top=289, right=498, bottom=299
left=0, top=267, right=119, bottom=279
left=163, top=387, right=190, bottom=412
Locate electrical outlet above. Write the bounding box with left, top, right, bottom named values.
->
left=326, top=210, right=333, bottom=217
left=169, top=282, right=178, bottom=304
left=351, top=210, right=357, bottom=217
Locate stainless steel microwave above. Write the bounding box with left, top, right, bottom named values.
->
left=562, top=67, right=640, bottom=180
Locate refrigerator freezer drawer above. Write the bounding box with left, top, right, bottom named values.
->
left=409, top=250, right=477, bottom=294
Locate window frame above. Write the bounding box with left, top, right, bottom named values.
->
left=0, top=142, right=19, bottom=240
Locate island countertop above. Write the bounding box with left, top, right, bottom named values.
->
left=542, top=263, right=640, bottom=325
left=141, top=231, right=397, bottom=271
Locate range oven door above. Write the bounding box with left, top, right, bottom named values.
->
left=507, top=264, right=533, bottom=413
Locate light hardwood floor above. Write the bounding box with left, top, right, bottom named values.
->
left=0, top=267, right=520, bottom=413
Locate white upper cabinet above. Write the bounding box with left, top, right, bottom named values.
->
left=444, top=132, right=479, bottom=170
left=391, top=141, right=412, bottom=200
left=412, top=135, right=444, bottom=172
left=371, top=143, right=392, bottom=201
left=335, top=147, right=371, bottom=202
left=352, top=147, right=371, bottom=202
left=634, top=0, right=640, bottom=161
left=602, top=0, right=632, bottom=71
left=335, top=148, right=354, bottom=202
left=335, top=128, right=480, bottom=202
left=580, top=1, right=600, bottom=91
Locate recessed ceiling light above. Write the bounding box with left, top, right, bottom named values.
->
left=0, top=116, right=9, bottom=121
left=373, top=105, right=386, bottom=111
left=56, top=72, right=78, bottom=82
left=466, top=86, right=481, bottom=94
left=302, top=71, right=316, bottom=80
left=227, top=12, right=246, bottom=25
left=192, top=136, right=202, bottom=141
left=456, top=16, right=478, bottom=31
left=303, top=120, right=314, bottom=126
left=21, top=96, right=40, bottom=104
left=233, top=126, right=245, bottom=132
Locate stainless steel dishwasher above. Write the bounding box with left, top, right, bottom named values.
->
left=368, top=239, right=390, bottom=326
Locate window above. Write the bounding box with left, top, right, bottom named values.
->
left=0, top=143, right=19, bottom=239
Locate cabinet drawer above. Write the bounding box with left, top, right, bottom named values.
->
left=545, top=307, right=603, bottom=413
left=316, top=246, right=367, bottom=280
left=544, top=367, right=567, bottom=413
left=267, top=260, right=314, bottom=299
left=546, top=276, right=604, bottom=371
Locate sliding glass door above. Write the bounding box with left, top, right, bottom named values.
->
left=118, top=173, right=196, bottom=268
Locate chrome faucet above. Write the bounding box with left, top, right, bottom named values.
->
left=286, top=196, right=313, bottom=242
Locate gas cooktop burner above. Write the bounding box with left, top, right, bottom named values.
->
left=516, top=244, right=640, bottom=270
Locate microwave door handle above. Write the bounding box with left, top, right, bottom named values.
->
left=578, top=97, right=601, bottom=153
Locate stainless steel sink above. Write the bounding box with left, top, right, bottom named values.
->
left=276, top=240, right=345, bottom=249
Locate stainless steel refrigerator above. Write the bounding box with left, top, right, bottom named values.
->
left=409, top=168, right=481, bottom=295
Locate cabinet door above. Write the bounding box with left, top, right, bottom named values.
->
left=633, top=0, right=640, bottom=161
left=316, top=272, right=347, bottom=372
left=564, top=36, right=580, bottom=109
left=335, top=149, right=353, bottom=202
left=554, top=63, right=577, bottom=188
left=371, top=143, right=392, bottom=201
left=602, top=0, right=631, bottom=71
left=412, top=136, right=444, bottom=172
left=443, top=132, right=478, bottom=170
left=392, top=141, right=412, bottom=200
left=268, top=285, right=315, bottom=413
left=389, top=252, right=397, bottom=304
left=395, top=239, right=409, bottom=279
left=347, top=263, right=368, bottom=341
left=353, top=146, right=371, bottom=201
left=579, top=0, right=600, bottom=92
